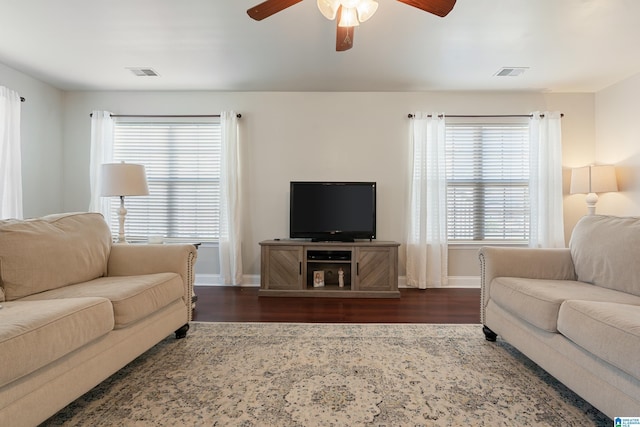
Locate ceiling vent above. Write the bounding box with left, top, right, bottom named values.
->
left=495, top=67, right=528, bottom=77
left=127, top=67, right=159, bottom=77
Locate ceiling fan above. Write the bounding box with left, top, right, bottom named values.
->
left=247, top=0, right=456, bottom=51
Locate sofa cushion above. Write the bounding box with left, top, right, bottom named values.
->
left=0, top=297, right=114, bottom=388
left=490, top=277, right=640, bottom=332
left=570, top=215, right=640, bottom=297
left=20, top=273, right=184, bottom=328
left=558, top=300, right=640, bottom=379
left=0, top=212, right=112, bottom=301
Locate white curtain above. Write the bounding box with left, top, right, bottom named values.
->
left=88, top=111, right=114, bottom=217
left=219, top=111, right=243, bottom=285
left=0, top=86, right=23, bottom=219
left=406, top=112, right=448, bottom=289
left=529, top=111, right=565, bottom=248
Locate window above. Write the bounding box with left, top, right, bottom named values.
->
left=445, top=120, right=530, bottom=242
left=111, top=118, right=221, bottom=242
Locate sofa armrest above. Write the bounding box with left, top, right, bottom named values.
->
left=478, top=247, right=576, bottom=324
left=107, top=244, right=198, bottom=321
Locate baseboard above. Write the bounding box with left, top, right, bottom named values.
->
left=399, top=275, right=480, bottom=288
left=195, top=274, right=479, bottom=288
left=195, top=274, right=260, bottom=287
left=443, top=276, right=481, bottom=288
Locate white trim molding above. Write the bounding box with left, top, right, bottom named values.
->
left=399, top=275, right=480, bottom=289
left=195, top=274, right=260, bottom=287
left=444, top=276, right=481, bottom=288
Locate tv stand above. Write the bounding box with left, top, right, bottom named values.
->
left=259, top=240, right=400, bottom=298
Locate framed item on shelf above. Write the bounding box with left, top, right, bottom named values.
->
left=313, top=270, right=325, bottom=287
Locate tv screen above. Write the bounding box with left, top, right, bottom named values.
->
left=289, top=181, right=376, bottom=241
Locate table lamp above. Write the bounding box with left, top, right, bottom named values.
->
left=570, top=164, right=617, bottom=215
left=100, top=162, right=149, bottom=242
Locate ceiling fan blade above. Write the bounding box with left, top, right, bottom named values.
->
left=336, top=25, right=355, bottom=51
left=247, top=0, right=303, bottom=21
left=397, top=0, right=456, bottom=17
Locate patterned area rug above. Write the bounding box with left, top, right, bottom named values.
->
left=42, top=322, right=610, bottom=426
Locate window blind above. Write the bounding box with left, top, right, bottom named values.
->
left=445, top=122, right=530, bottom=241
left=111, top=119, right=221, bottom=242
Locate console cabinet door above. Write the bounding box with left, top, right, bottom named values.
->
left=262, top=245, right=304, bottom=290
left=354, top=246, right=398, bottom=291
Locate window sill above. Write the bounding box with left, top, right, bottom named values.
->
left=123, top=238, right=217, bottom=246
left=448, top=241, right=528, bottom=249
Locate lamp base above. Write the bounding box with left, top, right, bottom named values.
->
left=117, top=196, right=128, bottom=243
left=585, top=192, right=598, bottom=216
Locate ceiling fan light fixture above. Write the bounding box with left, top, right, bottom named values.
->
left=319, top=0, right=377, bottom=24
left=317, top=0, right=340, bottom=20
left=338, top=7, right=359, bottom=27
left=248, top=0, right=457, bottom=52
left=356, top=0, right=378, bottom=22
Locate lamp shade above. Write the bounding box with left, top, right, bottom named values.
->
left=570, top=165, right=618, bottom=194
left=590, top=165, right=618, bottom=193
left=318, top=0, right=378, bottom=24
left=338, top=6, right=359, bottom=27
left=317, top=0, right=340, bottom=19
left=356, top=0, right=378, bottom=22
left=100, top=163, right=149, bottom=197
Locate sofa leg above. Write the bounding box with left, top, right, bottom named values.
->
left=483, top=325, right=497, bottom=342
left=175, top=323, right=190, bottom=339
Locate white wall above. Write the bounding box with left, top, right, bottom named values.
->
left=595, top=72, right=640, bottom=216
left=61, top=90, right=595, bottom=280
left=0, top=63, right=64, bottom=217
left=7, top=62, right=640, bottom=284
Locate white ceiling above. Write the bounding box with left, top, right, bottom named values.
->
left=1, top=0, right=639, bottom=92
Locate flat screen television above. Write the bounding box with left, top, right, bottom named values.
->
left=289, top=181, right=376, bottom=241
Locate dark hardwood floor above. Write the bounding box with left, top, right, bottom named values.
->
left=192, top=286, right=480, bottom=323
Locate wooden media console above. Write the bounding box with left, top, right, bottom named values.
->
left=259, top=240, right=400, bottom=298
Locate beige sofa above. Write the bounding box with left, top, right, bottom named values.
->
left=479, top=215, right=640, bottom=418
left=0, top=212, right=198, bottom=427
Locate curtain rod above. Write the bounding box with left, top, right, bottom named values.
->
left=89, top=113, right=241, bottom=118
left=407, top=113, right=563, bottom=118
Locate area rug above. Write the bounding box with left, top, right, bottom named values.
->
left=41, top=322, right=610, bottom=426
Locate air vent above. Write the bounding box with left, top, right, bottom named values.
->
left=494, top=67, right=528, bottom=77
left=127, top=67, right=160, bottom=77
